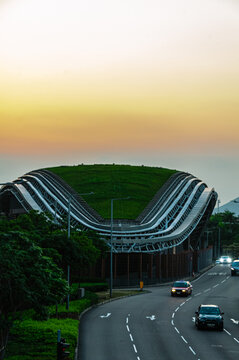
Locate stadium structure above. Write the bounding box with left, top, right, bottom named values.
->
left=0, top=167, right=218, bottom=285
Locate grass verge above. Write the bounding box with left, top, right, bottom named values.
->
left=5, top=289, right=143, bottom=359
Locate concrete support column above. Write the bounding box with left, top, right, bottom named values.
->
left=139, top=253, right=142, bottom=281
left=114, top=254, right=117, bottom=280
left=127, top=254, right=130, bottom=285
left=148, top=254, right=153, bottom=279
left=166, top=251, right=169, bottom=280
left=100, top=257, right=104, bottom=279
left=156, top=253, right=160, bottom=280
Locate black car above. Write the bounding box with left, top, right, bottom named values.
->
left=231, top=260, right=239, bottom=276
left=171, top=280, right=192, bottom=296
left=195, top=305, right=224, bottom=331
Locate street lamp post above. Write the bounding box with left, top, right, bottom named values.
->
left=67, top=196, right=72, bottom=240
left=110, top=196, right=130, bottom=298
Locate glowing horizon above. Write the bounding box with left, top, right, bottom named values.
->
left=1, top=0, right=239, bottom=158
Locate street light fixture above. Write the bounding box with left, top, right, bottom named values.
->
left=110, top=196, right=130, bottom=298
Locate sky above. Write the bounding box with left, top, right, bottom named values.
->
left=0, top=0, right=239, bottom=205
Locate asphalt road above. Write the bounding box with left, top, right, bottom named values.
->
left=78, top=264, right=239, bottom=360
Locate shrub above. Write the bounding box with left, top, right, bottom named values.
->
left=6, top=293, right=99, bottom=359
left=80, top=282, right=108, bottom=292
left=5, top=318, right=78, bottom=360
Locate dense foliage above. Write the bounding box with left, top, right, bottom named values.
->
left=0, top=211, right=108, bottom=359
left=207, top=211, right=239, bottom=258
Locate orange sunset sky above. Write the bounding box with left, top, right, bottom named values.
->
left=0, top=0, right=239, bottom=205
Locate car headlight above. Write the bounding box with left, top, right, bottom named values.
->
left=227, top=258, right=232, bottom=263
left=231, top=267, right=235, bottom=270
left=182, top=289, right=186, bottom=292
left=171, top=289, right=176, bottom=292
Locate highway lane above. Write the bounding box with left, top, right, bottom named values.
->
left=78, top=264, right=239, bottom=360
left=173, top=264, right=239, bottom=360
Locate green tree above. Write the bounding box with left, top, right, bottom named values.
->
left=39, top=229, right=101, bottom=281
left=0, top=230, right=68, bottom=360
left=208, top=211, right=239, bottom=255
left=1, top=210, right=107, bottom=280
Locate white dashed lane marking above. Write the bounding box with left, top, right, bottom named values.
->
left=224, top=329, right=231, bottom=336
left=126, top=316, right=140, bottom=360
left=170, top=272, right=234, bottom=360
left=181, top=336, right=188, bottom=344
left=189, top=346, right=196, bottom=355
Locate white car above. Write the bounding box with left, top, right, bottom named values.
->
left=218, top=256, right=232, bottom=264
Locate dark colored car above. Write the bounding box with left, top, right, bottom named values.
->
left=171, top=280, right=192, bottom=296
left=231, top=260, right=239, bottom=276
left=195, top=305, right=224, bottom=331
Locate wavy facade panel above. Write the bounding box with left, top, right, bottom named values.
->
left=0, top=169, right=217, bottom=253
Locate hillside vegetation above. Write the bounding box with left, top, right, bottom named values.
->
left=46, top=164, right=177, bottom=219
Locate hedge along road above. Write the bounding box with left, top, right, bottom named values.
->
left=78, top=264, right=239, bottom=360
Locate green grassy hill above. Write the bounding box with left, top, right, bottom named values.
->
left=46, top=164, right=178, bottom=219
